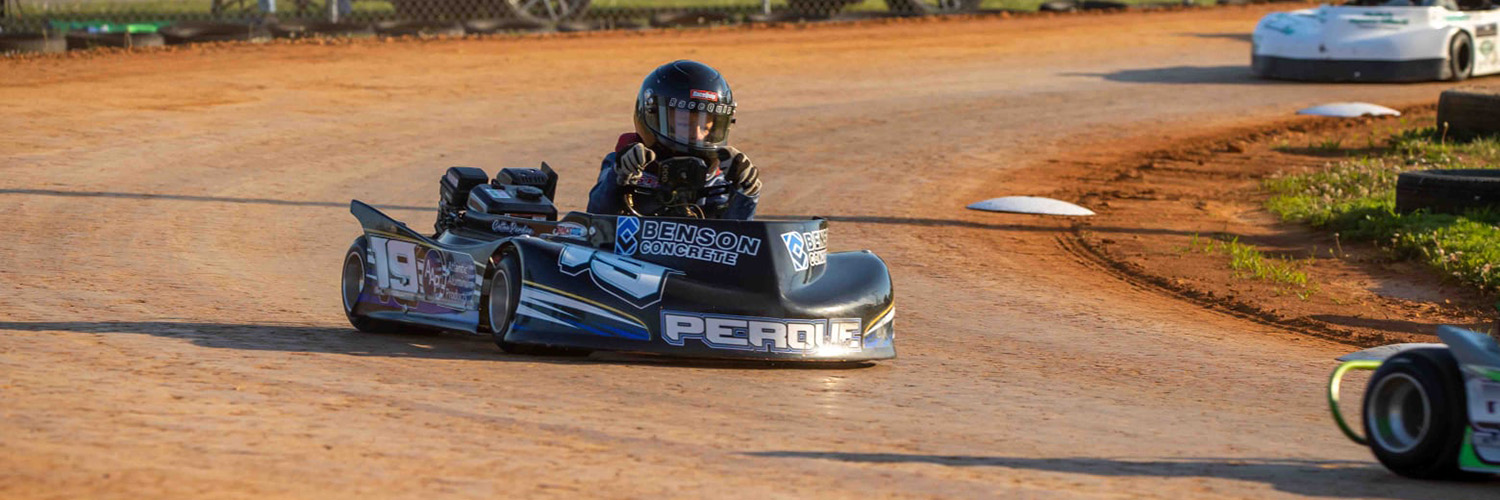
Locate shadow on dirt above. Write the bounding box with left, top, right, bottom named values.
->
left=1312, top=315, right=1491, bottom=336
left=0, top=188, right=426, bottom=211
left=0, top=321, right=873, bottom=370
left=762, top=214, right=1200, bottom=237
left=1063, top=65, right=1268, bottom=85
left=1185, top=32, right=1254, bottom=43
left=743, top=451, right=1498, bottom=499
left=1272, top=145, right=1387, bottom=159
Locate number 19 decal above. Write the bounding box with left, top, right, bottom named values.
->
left=559, top=244, right=679, bottom=309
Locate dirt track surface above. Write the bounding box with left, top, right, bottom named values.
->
left=3, top=5, right=1495, bottom=498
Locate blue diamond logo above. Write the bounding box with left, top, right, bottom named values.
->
left=615, top=217, right=639, bottom=255
left=781, top=231, right=808, bottom=272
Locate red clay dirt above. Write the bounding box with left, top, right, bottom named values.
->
left=1026, top=107, right=1498, bottom=349
left=3, top=4, right=1497, bottom=499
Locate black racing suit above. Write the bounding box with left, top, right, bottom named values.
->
left=586, top=133, right=758, bottom=220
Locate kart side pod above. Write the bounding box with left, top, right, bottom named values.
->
left=1327, top=326, right=1500, bottom=478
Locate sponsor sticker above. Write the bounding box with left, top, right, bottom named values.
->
left=491, top=220, right=535, bottom=236
left=669, top=98, right=733, bottom=115
left=615, top=216, right=640, bottom=256
left=642, top=220, right=761, bottom=265
left=616, top=218, right=761, bottom=266
left=1474, top=381, right=1500, bottom=425
left=552, top=221, right=587, bottom=239
left=560, top=244, right=678, bottom=309
left=780, top=228, right=828, bottom=272
left=1348, top=12, right=1409, bottom=28
left=690, top=89, right=719, bottom=102
left=1479, top=23, right=1498, bottom=38
left=633, top=172, right=661, bottom=189
left=365, top=235, right=480, bottom=311
left=661, top=311, right=862, bottom=353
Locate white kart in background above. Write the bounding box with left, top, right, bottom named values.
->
left=1253, top=0, right=1500, bottom=82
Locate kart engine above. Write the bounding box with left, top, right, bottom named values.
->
left=435, top=165, right=560, bottom=234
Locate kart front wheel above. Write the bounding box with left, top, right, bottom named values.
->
left=483, top=249, right=589, bottom=357
left=1361, top=348, right=1472, bottom=479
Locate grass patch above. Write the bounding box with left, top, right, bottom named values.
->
left=1265, top=127, right=1500, bottom=292
left=1184, top=233, right=1318, bottom=300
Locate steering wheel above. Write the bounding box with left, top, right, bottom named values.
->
left=623, top=156, right=730, bottom=218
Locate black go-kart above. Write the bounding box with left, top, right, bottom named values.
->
left=339, top=157, right=896, bottom=362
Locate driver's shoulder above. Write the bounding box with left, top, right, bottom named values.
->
left=615, top=132, right=643, bottom=154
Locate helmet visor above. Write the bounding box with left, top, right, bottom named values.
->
left=657, top=104, right=731, bottom=148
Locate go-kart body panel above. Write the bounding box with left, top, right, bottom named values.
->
left=1252, top=5, right=1500, bottom=81
left=345, top=201, right=896, bottom=362
left=1438, top=326, right=1500, bottom=471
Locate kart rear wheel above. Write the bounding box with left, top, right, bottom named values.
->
left=342, top=238, right=403, bottom=334
left=484, top=249, right=590, bottom=357
left=1361, top=348, right=1474, bottom=479
left=1448, top=31, right=1474, bottom=82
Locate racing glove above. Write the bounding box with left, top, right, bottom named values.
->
left=615, top=143, right=655, bottom=186
left=727, top=151, right=761, bottom=198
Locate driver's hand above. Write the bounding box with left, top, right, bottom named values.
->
left=615, top=143, right=654, bottom=186
left=728, top=151, right=761, bottom=198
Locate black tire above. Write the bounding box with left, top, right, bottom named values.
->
left=1437, top=88, right=1500, bottom=140
left=608, top=19, right=648, bottom=30
left=341, top=238, right=405, bottom=334
left=649, top=11, right=734, bottom=27
left=1037, top=1, right=1078, bottom=12
left=1079, top=0, right=1128, bottom=10
left=463, top=18, right=551, bottom=34
left=1395, top=169, right=1500, bottom=215
left=1362, top=348, right=1472, bottom=480
left=374, top=21, right=467, bottom=37
left=64, top=32, right=165, bottom=51
left=1448, top=31, right=1474, bottom=82
left=0, top=33, right=67, bottom=55
left=884, top=0, right=982, bottom=15
left=554, top=20, right=596, bottom=32
left=785, top=0, right=862, bottom=18
left=268, top=21, right=375, bottom=39
left=159, top=22, right=265, bottom=45
left=483, top=249, right=589, bottom=356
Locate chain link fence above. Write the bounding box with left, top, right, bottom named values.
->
left=1, top=0, right=1190, bottom=37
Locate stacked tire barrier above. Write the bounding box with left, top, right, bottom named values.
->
left=1396, top=87, right=1500, bottom=216
left=1396, top=170, right=1500, bottom=215
left=0, top=33, right=66, bottom=54
left=1436, top=87, right=1500, bottom=141
left=65, top=31, right=166, bottom=49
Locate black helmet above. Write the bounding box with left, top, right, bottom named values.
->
left=633, top=60, right=736, bottom=161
